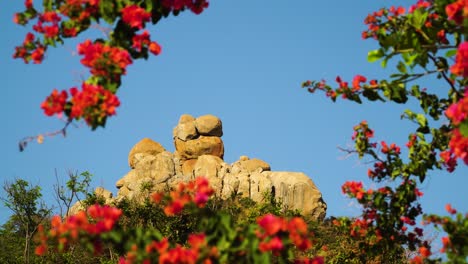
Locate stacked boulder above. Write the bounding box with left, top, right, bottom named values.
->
left=83, top=114, right=327, bottom=220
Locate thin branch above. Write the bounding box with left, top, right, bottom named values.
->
left=18, top=119, right=75, bottom=152
left=427, top=53, right=462, bottom=98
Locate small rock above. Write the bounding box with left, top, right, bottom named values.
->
left=195, top=115, right=223, bottom=137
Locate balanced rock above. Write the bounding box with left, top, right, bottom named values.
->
left=174, top=136, right=224, bottom=160
left=195, top=114, right=223, bottom=137
left=112, top=114, right=327, bottom=220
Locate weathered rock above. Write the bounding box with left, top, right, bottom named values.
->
left=128, top=138, right=165, bottom=169
left=267, top=172, right=327, bottom=220
left=195, top=114, right=223, bottom=137
left=182, top=159, right=198, bottom=176
left=249, top=172, right=273, bottom=203
left=175, top=136, right=224, bottom=159
left=173, top=121, right=198, bottom=141
left=68, top=201, right=85, bottom=216
left=178, top=114, right=195, bottom=124
left=194, top=155, right=225, bottom=194
left=239, top=158, right=271, bottom=173
left=95, top=187, right=113, bottom=204
left=221, top=173, right=240, bottom=199
left=112, top=114, right=326, bottom=220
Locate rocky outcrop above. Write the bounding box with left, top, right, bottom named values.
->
left=94, top=114, right=326, bottom=220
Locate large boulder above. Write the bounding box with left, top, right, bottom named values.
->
left=175, top=136, right=224, bottom=160
left=195, top=114, right=223, bottom=137
left=267, top=172, right=327, bottom=220
left=128, top=138, right=166, bottom=169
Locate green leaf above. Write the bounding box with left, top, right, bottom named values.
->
left=397, top=61, right=407, bottom=74
left=368, top=49, right=384, bottom=63
left=145, top=0, right=153, bottom=11
left=409, top=8, right=428, bottom=30
left=416, top=114, right=427, bottom=127
left=459, top=121, right=468, bottom=137
left=445, top=49, right=457, bottom=58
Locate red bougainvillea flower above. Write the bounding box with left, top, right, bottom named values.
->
left=35, top=204, right=123, bottom=255
left=352, top=75, right=366, bottom=91
left=68, top=82, right=120, bottom=125
left=446, top=0, right=468, bottom=25
left=25, top=0, right=33, bottom=9
left=451, top=41, right=468, bottom=77
left=448, top=129, right=468, bottom=164
left=77, top=39, right=132, bottom=77
left=342, top=181, right=366, bottom=200
left=419, top=246, right=431, bottom=258
left=121, top=5, right=151, bottom=29
left=257, top=214, right=285, bottom=236
left=440, top=150, right=458, bottom=172
left=41, top=89, right=68, bottom=116
left=132, top=30, right=151, bottom=52
left=288, top=217, right=312, bottom=250
left=445, top=203, right=457, bottom=215
left=409, top=0, right=431, bottom=13
left=294, top=256, right=325, bottom=264
left=259, top=236, right=284, bottom=253
left=446, top=89, right=468, bottom=126
left=161, top=0, right=209, bottom=14
left=149, top=41, right=162, bottom=55
left=31, top=45, right=45, bottom=63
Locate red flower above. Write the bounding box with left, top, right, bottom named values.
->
left=132, top=30, right=151, bottom=52
left=446, top=0, right=468, bottom=25
left=419, top=246, right=431, bottom=258
left=448, top=129, right=468, bottom=164
left=41, top=89, right=68, bottom=116
left=25, top=0, right=33, bottom=9
left=31, top=45, right=45, bottom=64
left=257, top=214, right=284, bottom=236
left=352, top=74, right=366, bottom=91
left=445, top=204, right=457, bottom=215
left=149, top=41, right=162, bottom=55
left=121, top=5, right=151, bottom=29
left=259, top=236, right=283, bottom=253
left=450, top=42, right=468, bottom=77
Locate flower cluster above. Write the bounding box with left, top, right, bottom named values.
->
left=40, top=89, right=68, bottom=116
left=380, top=141, right=401, bottom=155
left=445, top=0, right=468, bottom=25
left=41, top=82, right=121, bottom=126
left=13, top=0, right=202, bottom=130
left=13, top=32, right=46, bottom=64
left=341, top=181, right=367, bottom=200
left=120, top=234, right=218, bottom=264
left=58, top=0, right=99, bottom=24
left=451, top=42, right=468, bottom=78
left=362, top=1, right=437, bottom=40
left=256, top=214, right=322, bottom=263
left=121, top=5, right=151, bottom=29
left=152, top=177, right=214, bottom=216
left=132, top=30, right=162, bottom=55
left=78, top=39, right=133, bottom=79
left=302, top=75, right=378, bottom=102
left=35, top=204, right=122, bottom=256
left=33, top=11, right=61, bottom=39
left=161, top=0, right=210, bottom=15
left=69, top=82, right=121, bottom=121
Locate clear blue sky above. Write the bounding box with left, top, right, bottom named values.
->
left=1, top=1, right=467, bottom=228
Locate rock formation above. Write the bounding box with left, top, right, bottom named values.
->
left=72, top=114, right=327, bottom=220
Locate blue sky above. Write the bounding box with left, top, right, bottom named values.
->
left=1, top=1, right=467, bottom=230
